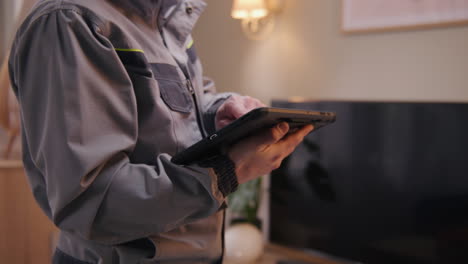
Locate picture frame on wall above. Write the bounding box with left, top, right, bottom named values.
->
left=341, top=0, right=468, bottom=33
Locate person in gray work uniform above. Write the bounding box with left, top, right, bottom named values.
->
left=8, top=0, right=313, bottom=263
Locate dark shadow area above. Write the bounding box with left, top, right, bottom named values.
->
left=270, top=101, right=468, bottom=264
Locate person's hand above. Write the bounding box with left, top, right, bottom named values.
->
left=215, top=95, right=265, bottom=130
left=228, top=122, right=314, bottom=184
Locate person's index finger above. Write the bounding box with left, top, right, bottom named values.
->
left=298, top=124, right=314, bottom=135
left=276, top=124, right=313, bottom=148
left=285, top=124, right=314, bottom=137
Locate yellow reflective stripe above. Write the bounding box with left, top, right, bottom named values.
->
left=114, top=48, right=144, bottom=53
left=186, top=39, right=194, bottom=49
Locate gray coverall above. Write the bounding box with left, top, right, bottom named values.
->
left=8, top=0, right=238, bottom=263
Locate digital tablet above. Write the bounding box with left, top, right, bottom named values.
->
left=171, top=107, right=336, bottom=165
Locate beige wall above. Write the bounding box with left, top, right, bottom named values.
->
left=194, top=0, right=468, bottom=104
left=0, top=0, right=23, bottom=59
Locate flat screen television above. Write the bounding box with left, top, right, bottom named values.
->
left=270, top=100, right=468, bottom=264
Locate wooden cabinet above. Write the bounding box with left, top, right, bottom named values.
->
left=0, top=162, right=58, bottom=264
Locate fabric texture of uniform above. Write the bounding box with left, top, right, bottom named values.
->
left=8, top=0, right=238, bottom=263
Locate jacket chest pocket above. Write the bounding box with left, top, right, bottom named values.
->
left=116, top=50, right=193, bottom=114
left=150, top=63, right=193, bottom=114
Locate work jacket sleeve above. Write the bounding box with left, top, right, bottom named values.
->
left=9, top=9, right=227, bottom=245
left=200, top=77, right=234, bottom=134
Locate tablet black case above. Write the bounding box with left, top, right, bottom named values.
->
left=171, top=107, right=336, bottom=165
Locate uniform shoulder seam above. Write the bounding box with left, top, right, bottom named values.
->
left=23, top=2, right=105, bottom=36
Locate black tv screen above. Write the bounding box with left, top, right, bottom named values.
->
left=270, top=101, right=468, bottom=264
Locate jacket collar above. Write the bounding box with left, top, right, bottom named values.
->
left=159, top=0, right=183, bottom=26
left=160, top=0, right=207, bottom=47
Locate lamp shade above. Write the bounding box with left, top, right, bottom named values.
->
left=231, top=0, right=268, bottom=19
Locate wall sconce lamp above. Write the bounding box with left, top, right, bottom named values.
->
left=231, top=0, right=283, bottom=40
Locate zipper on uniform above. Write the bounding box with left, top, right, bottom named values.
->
left=186, top=79, right=195, bottom=95
left=185, top=74, right=208, bottom=138
left=157, top=5, right=208, bottom=139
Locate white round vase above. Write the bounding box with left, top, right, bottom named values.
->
left=224, top=223, right=264, bottom=264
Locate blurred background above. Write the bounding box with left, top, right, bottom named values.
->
left=195, top=0, right=468, bottom=104
left=1, top=0, right=468, bottom=263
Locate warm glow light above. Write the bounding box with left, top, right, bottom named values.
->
left=231, top=0, right=283, bottom=40
left=231, top=0, right=269, bottom=19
